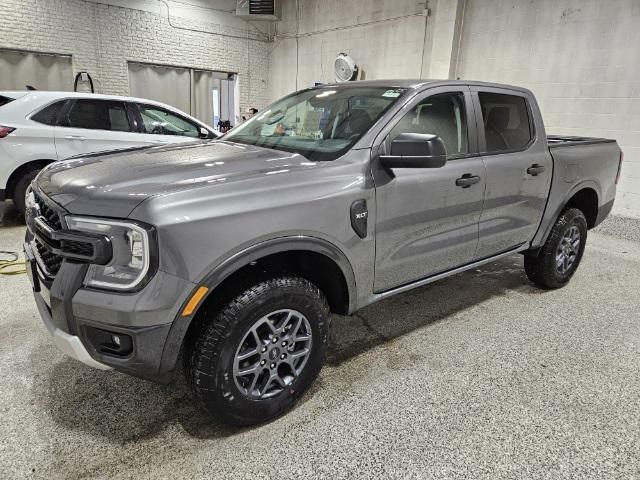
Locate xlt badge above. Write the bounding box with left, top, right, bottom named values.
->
left=350, top=199, right=368, bottom=239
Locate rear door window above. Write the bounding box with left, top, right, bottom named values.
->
left=63, top=99, right=132, bottom=132
left=478, top=92, right=532, bottom=153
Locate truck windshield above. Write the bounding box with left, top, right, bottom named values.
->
left=224, top=86, right=406, bottom=161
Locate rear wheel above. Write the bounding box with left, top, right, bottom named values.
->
left=524, top=208, right=587, bottom=289
left=12, top=169, right=41, bottom=217
left=186, top=276, right=330, bottom=426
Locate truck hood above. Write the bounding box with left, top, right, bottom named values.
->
left=36, top=141, right=317, bottom=217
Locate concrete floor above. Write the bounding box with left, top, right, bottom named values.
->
left=1, top=201, right=639, bottom=479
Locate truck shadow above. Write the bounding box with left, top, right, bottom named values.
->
left=328, top=255, right=534, bottom=365
left=34, top=357, right=238, bottom=443
left=35, top=254, right=538, bottom=444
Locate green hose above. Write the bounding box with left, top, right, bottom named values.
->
left=0, top=251, right=26, bottom=275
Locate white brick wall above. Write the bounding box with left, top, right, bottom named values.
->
left=0, top=0, right=271, bottom=112
left=456, top=0, right=640, bottom=218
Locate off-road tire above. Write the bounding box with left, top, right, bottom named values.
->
left=186, top=276, right=330, bottom=426
left=524, top=208, right=588, bottom=289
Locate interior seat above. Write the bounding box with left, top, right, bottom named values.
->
left=333, top=109, right=372, bottom=139
left=418, top=98, right=460, bottom=154
left=484, top=106, right=511, bottom=151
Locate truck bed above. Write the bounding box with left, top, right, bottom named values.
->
left=532, top=134, right=621, bottom=249
left=547, top=135, right=617, bottom=148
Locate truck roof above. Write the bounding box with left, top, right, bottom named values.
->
left=314, top=79, right=532, bottom=94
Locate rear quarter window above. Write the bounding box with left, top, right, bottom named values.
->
left=478, top=92, right=533, bottom=153
left=0, top=95, right=15, bottom=107
left=31, top=100, right=67, bottom=126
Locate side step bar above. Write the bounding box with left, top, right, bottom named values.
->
left=371, top=244, right=527, bottom=302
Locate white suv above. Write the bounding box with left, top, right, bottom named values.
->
left=0, top=91, right=218, bottom=214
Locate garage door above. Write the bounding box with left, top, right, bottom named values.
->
left=0, top=49, right=73, bottom=91
left=128, top=62, right=237, bottom=128
left=128, top=63, right=192, bottom=114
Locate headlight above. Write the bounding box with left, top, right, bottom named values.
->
left=65, top=216, right=156, bottom=291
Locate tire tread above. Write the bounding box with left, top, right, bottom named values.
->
left=525, top=208, right=587, bottom=289
left=186, top=275, right=329, bottom=425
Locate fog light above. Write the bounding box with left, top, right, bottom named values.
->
left=84, top=326, right=133, bottom=357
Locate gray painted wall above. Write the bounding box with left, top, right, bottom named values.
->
left=456, top=0, right=640, bottom=218
left=270, top=0, right=640, bottom=218
left=268, top=0, right=431, bottom=101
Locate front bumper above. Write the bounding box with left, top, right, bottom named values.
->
left=24, top=240, right=196, bottom=382
left=30, top=280, right=111, bottom=371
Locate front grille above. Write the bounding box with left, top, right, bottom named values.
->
left=33, top=192, right=64, bottom=276
left=35, top=192, right=63, bottom=230
left=35, top=238, right=63, bottom=275
left=61, top=239, right=94, bottom=257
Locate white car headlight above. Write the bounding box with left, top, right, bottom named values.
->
left=65, top=216, right=156, bottom=291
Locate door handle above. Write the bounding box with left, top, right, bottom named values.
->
left=64, top=135, right=86, bottom=140
left=527, top=164, right=545, bottom=176
left=150, top=140, right=165, bottom=144
left=455, top=173, right=481, bottom=188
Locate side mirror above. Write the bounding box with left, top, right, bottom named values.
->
left=199, top=127, right=212, bottom=139
left=379, top=133, right=447, bottom=168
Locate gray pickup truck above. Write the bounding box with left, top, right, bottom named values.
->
left=24, top=80, right=622, bottom=425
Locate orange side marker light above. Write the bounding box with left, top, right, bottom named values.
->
left=182, top=286, right=209, bottom=316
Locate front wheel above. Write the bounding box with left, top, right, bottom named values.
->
left=186, top=276, right=330, bottom=426
left=524, top=208, right=588, bottom=289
